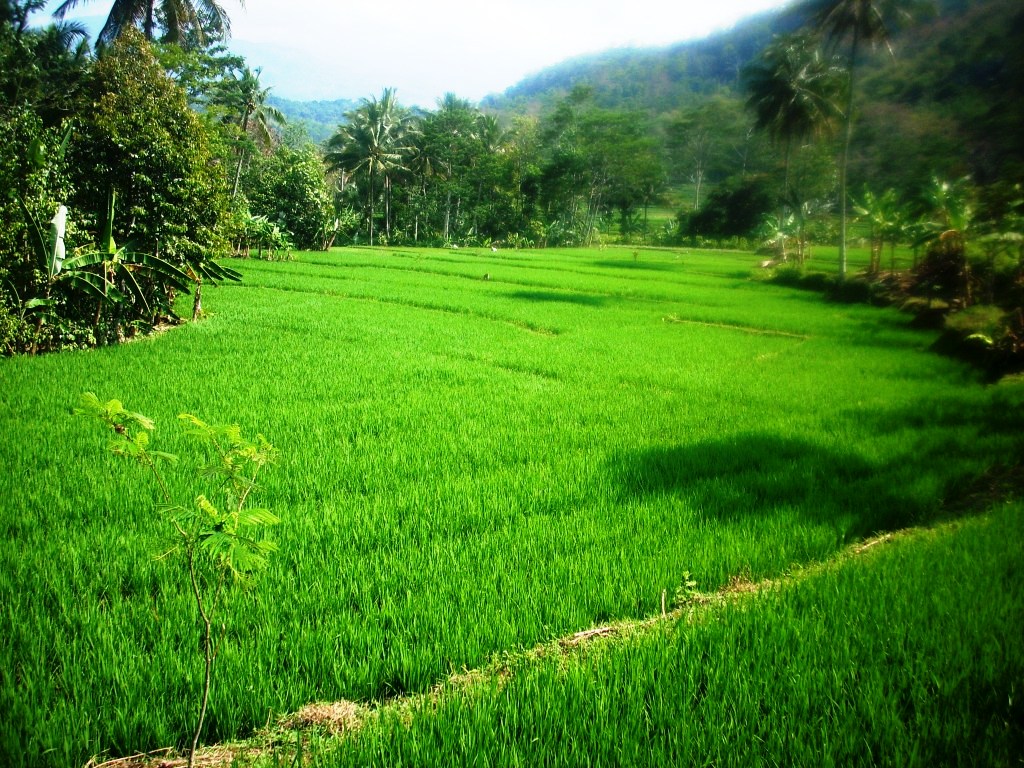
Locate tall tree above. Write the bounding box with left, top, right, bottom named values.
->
left=743, top=33, right=842, bottom=260
left=418, top=94, right=480, bottom=242
left=1, top=0, right=90, bottom=122
left=800, top=0, right=907, bottom=278
left=52, top=0, right=234, bottom=47
left=326, top=88, right=413, bottom=246
left=215, top=66, right=285, bottom=197
left=665, top=96, right=760, bottom=211
left=70, top=29, right=228, bottom=285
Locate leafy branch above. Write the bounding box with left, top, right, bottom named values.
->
left=76, top=393, right=279, bottom=768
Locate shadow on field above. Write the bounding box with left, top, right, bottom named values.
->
left=613, top=433, right=935, bottom=538
left=848, top=393, right=1024, bottom=512
left=592, top=260, right=676, bottom=272
left=508, top=290, right=609, bottom=307
left=616, top=380, right=1024, bottom=539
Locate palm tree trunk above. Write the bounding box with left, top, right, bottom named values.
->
left=444, top=190, right=451, bottom=242
left=192, top=275, right=203, bottom=321
left=232, top=112, right=252, bottom=199
left=781, top=139, right=792, bottom=262
left=838, top=28, right=860, bottom=281
left=367, top=171, right=375, bottom=246
left=232, top=152, right=247, bottom=199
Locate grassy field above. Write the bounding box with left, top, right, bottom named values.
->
left=1, top=245, right=1021, bottom=766
left=322, top=504, right=1023, bottom=767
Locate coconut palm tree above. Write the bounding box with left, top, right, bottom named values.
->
left=52, top=0, right=234, bottom=47
left=743, top=33, right=842, bottom=261
left=216, top=66, right=285, bottom=197
left=799, top=0, right=910, bottom=278
left=326, top=88, right=414, bottom=246
left=4, top=0, right=89, bottom=53
left=3, top=0, right=46, bottom=36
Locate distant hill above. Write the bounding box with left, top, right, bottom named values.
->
left=480, top=0, right=1024, bottom=192
left=480, top=9, right=795, bottom=116
left=267, top=96, right=359, bottom=145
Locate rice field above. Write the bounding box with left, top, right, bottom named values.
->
left=1, top=245, right=1021, bottom=766
left=323, top=503, right=1024, bottom=767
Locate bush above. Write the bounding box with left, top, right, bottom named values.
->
left=244, top=146, right=334, bottom=250
left=683, top=177, right=774, bottom=242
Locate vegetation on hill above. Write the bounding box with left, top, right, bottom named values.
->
left=484, top=0, right=1024, bottom=213
left=267, top=95, right=360, bottom=144
left=481, top=9, right=786, bottom=115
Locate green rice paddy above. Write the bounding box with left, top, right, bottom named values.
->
left=1, top=246, right=1021, bottom=766
left=324, top=504, right=1024, bottom=767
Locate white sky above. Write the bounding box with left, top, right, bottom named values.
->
left=36, top=0, right=792, bottom=106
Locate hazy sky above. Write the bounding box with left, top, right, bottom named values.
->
left=38, top=0, right=792, bottom=106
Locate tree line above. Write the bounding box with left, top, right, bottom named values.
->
left=1, top=0, right=1021, bottom=359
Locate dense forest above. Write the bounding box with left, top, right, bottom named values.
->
left=1, top=0, right=1022, bottom=359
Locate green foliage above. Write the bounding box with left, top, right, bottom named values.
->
left=682, top=176, right=775, bottom=242
left=672, top=571, right=700, bottom=608
left=70, top=29, right=229, bottom=271
left=12, top=188, right=195, bottom=350
left=209, top=65, right=286, bottom=199
left=742, top=32, right=842, bottom=149
left=75, top=392, right=279, bottom=766
left=267, top=95, right=360, bottom=145
left=326, top=88, right=414, bottom=246
left=0, top=5, right=90, bottom=125
left=224, top=198, right=295, bottom=259
left=0, top=107, right=77, bottom=347
left=853, top=186, right=908, bottom=272
left=664, top=96, right=765, bottom=207
left=154, top=40, right=245, bottom=108
left=172, top=413, right=280, bottom=584
left=244, top=145, right=333, bottom=251
left=76, top=391, right=176, bottom=466
left=74, top=393, right=280, bottom=584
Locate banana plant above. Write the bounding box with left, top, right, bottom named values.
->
left=14, top=124, right=237, bottom=349
left=853, top=188, right=900, bottom=274
left=181, top=253, right=242, bottom=321
left=18, top=196, right=103, bottom=352
left=21, top=191, right=193, bottom=346
left=64, top=190, right=193, bottom=325
left=912, top=177, right=978, bottom=307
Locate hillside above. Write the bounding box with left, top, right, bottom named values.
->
left=856, top=0, right=1024, bottom=186
left=267, top=95, right=359, bottom=144
left=480, top=9, right=791, bottom=115
left=480, top=0, right=1024, bottom=194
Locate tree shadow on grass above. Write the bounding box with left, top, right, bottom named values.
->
left=592, top=259, right=677, bottom=272
left=612, top=432, right=957, bottom=541
left=845, top=392, right=1024, bottom=511
left=508, top=290, right=608, bottom=307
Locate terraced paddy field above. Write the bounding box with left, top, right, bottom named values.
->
left=1, top=246, right=1021, bottom=766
